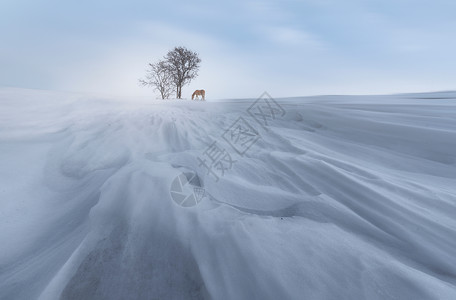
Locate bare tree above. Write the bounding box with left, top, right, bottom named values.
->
left=164, top=46, right=201, bottom=99
left=139, top=60, right=174, bottom=99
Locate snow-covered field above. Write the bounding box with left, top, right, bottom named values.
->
left=1, top=87, right=455, bottom=300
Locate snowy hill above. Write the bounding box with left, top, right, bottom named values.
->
left=1, top=88, right=455, bottom=299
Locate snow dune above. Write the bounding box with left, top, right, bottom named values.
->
left=0, top=88, right=455, bottom=299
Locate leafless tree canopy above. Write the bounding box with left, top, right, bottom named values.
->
left=139, top=60, right=174, bottom=99
left=140, top=46, right=201, bottom=99
left=165, top=46, right=201, bottom=99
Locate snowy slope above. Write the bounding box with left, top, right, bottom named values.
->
left=0, top=87, right=455, bottom=300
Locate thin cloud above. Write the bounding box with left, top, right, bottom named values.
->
left=1, top=0, right=456, bottom=97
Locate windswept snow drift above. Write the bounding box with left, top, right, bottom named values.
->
left=0, top=88, right=455, bottom=299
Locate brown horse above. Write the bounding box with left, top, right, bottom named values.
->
left=192, top=90, right=205, bottom=100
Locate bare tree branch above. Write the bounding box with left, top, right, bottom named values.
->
left=139, top=60, right=175, bottom=99
left=164, top=46, right=201, bottom=99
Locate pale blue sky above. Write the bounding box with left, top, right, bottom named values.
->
left=1, top=0, right=456, bottom=98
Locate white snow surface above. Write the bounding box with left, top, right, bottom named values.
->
left=1, top=87, right=456, bottom=300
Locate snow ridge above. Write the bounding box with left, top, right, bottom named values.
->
left=0, top=88, right=455, bottom=299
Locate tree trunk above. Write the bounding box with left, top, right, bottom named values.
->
left=177, top=85, right=182, bottom=99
